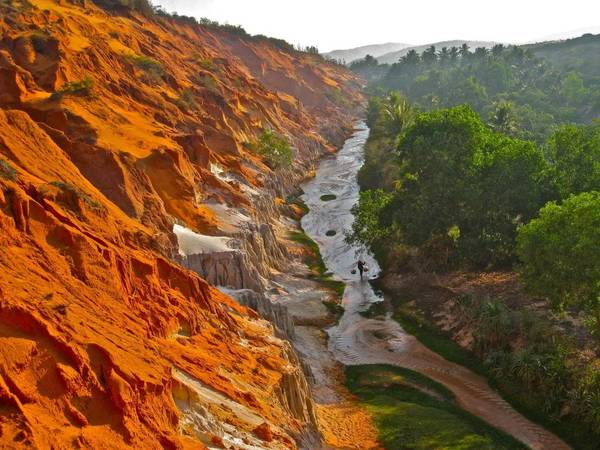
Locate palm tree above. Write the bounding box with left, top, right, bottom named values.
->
left=421, top=45, right=437, bottom=65
left=449, top=46, right=459, bottom=62
left=439, top=46, right=450, bottom=65
left=489, top=101, right=518, bottom=135
left=383, top=92, right=415, bottom=136
left=401, top=49, right=420, bottom=66
left=491, top=44, right=505, bottom=58
left=474, top=47, right=489, bottom=59
left=459, top=43, right=470, bottom=60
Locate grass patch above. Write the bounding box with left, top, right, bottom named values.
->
left=322, top=299, right=345, bottom=319
left=288, top=225, right=345, bottom=302
left=320, top=194, right=337, bottom=201
left=124, top=54, right=165, bottom=83
left=359, top=300, right=387, bottom=318
left=346, top=365, right=527, bottom=450
left=326, top=229, right=337, bottom=236
left=52, top=77, right=94, bottom=100
left=0, top=160, right=17, bottom=181
left=289, top=229, right=326, bottom=274
left=49, top=181, right=105, bottom=212
left=286, top=194, right=310, bottom=216
left=197, top=74, right=220, bottom=94
left=174, top=88, right=198, bottom=111
left=247, top=129, right=292, bottom=169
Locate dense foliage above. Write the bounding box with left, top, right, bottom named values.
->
left=452, top=296, right=600, bottom=444
left=517, top=192, right=600, bottom=314
left=352, top=92, right=599, bottom=317
left=352, top=35, right=600, bottom=143
left=248, top=129, right=293, bottom=169
left=353, top=100, right=549, bottom=269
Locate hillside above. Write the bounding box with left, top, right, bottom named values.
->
left=323, top=42, right=412, bottom=64
left=377, top=40, right=499, bottom=64
left=525, top=33, right=600, bottom=81
left=0, top=0, right=364, bottom=448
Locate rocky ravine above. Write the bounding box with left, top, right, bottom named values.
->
left=0, top=1, right=364, bottom=448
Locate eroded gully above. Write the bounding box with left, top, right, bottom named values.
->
left=300, top=122, right=570, bottom=450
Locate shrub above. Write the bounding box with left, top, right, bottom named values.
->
left=248, top=129, right=292, bottom=169
left=197, top=58, right=215, bottom=71
left=174, top=89, right=197, bottom=111
left=50, top=181, right=105, bottom=211
left=0, top=159, right=17, bottom=181
left=517, top=191, right=600, bottom=315
left=52, top=77, right=94, bottom=99
left=196, top=74, right=219, bottom=94
left=124, top=54, right=165, bottom=83
left=93, top=0, right=154, bottom=16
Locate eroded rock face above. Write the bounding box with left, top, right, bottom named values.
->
left=177, top=250, right=265, bottom=293
left=222, top=288, right=296, bottom=340
left=0, top=0, right=363, bottom=447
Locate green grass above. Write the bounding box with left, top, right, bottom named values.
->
left=320, top=194, right=337, bottom=201
left=175, top=89, right=198, bottom=111
left=285, top=193, right=310, bottom=216
left=52, top=77, right=94, bottom=100
left=378, top=281, right=587, bottom=450
left=124, top=54, right=165, bottom=83
left=359, top=300, right=387, bottom=318
left=49, top=181, right=105, bottom=212
left=322, top=299, right=345, bottom=318
left=0, top=159, right=17, bottom=181
left=346, top=365, right=527, bottom=450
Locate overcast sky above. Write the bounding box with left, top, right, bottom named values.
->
left=153, top=0, right=600, bottom=52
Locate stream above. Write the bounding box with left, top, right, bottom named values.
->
left=301, top=122, right=569, bottom=450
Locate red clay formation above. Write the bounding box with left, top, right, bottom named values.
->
left=0, top=0, right=364, bottom=448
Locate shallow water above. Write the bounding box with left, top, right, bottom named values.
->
left=300, top=122, right=570, bottom=450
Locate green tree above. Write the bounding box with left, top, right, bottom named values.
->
left=561, top=72, right=588, bottom=105
left=517, top=191, right=600, bottom=315
left=421, top=45, right=438, bottom=65
left=382, top=92, right=416, bottom=136
left=249, top=129, right=293, bottom=169
left=387, top=105, right=546, bottom=267
left=347, top=189, right=394, bottom=249
left=544, top=123, right=600, bottom=198
left=489, top=101, right=518, bottom=135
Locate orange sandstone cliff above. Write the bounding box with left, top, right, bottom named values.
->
left=0, top=0, right=364, bottom=448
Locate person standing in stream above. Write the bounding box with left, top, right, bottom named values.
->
left=357, top=260, right=366, bottom=280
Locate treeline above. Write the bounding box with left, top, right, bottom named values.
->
left=350, top=37, right=600, bottom=143
left=92, top=0, right=331, bottom=61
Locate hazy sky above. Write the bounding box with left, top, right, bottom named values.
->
left=154, top=0, right=600, bottom=52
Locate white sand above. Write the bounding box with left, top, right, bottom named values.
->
left=173, top=224, right=233, bottom=256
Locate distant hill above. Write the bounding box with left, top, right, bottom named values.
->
left=323, top=42, right=412, bottom=63
left=534, top=26, right=600, bottom=43
left=524, top=33, right=600, bottom=82
left=377, top=40, right=500, bottom=64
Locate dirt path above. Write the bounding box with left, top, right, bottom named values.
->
left=299, top=122, right=570, bottom=450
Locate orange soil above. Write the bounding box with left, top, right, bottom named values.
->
left=0, top=0, right=364, bottom=448
left=317, top=403, right=381, bottom=450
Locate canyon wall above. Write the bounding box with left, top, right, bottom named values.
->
left=0, top=0, right=364, bottom=448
